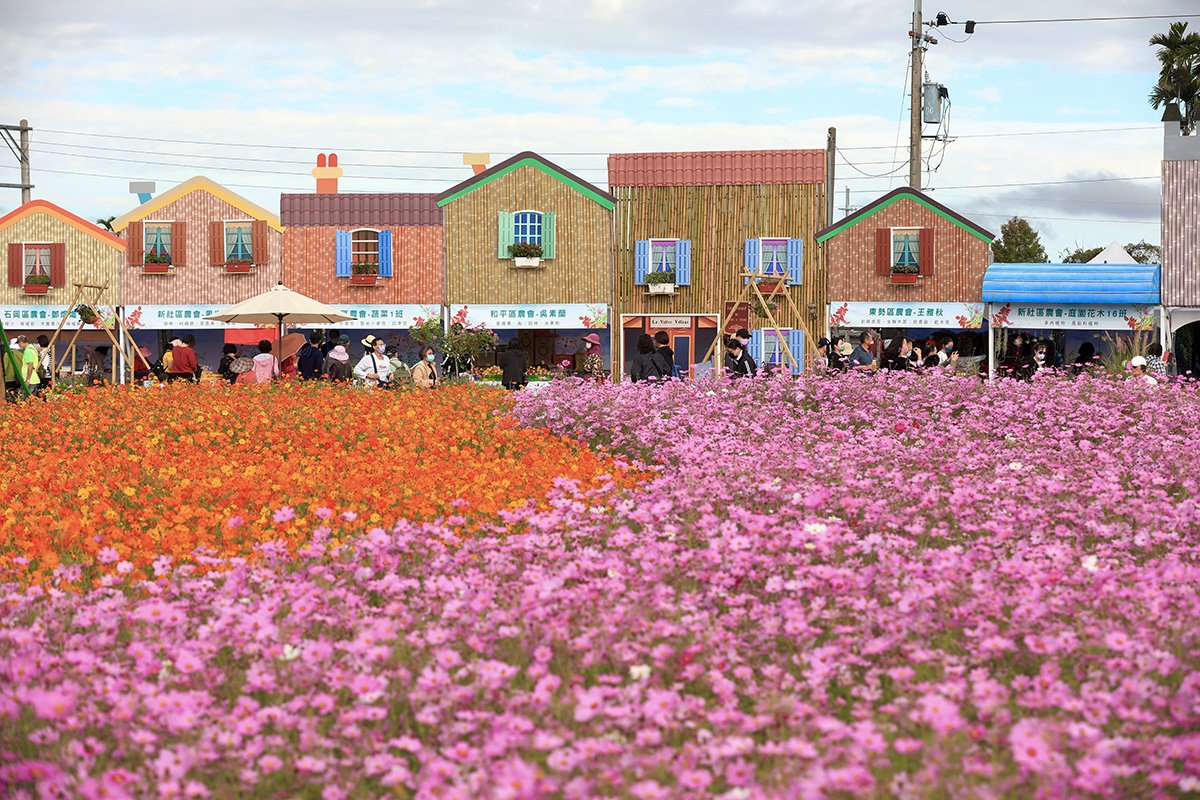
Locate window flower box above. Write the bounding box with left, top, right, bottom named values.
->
left=509, top=242, right=543, bottom=268
left=890, top=273, right=918, bottom=285
left=350, top=274, right=378, bottom=286
left=143, top=263, right=170, bottom=274
left=512, top=257, right=543, bottom=268
left=24, top=275, right=51, bottom=295
left=225, top=261, right=253, bottom=274
left=350, top=262, right=379, bottom=285
left=648, top=282, right=676, bottom=295
left=646, top=268, right=676, bottom=294
left=757, top=281, right=781, bottom=293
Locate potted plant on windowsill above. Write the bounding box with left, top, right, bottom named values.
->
left=646, top=268, right=677, bottom=294
left=23, top=274, right=51, bottom=295
left=890, top=264, right=919, bottom=284
left=509, top=242, right=544, bottom=268
left=143, top=252, right=171, bottom=274
left=225, top=257, right=253, bottom=274
left=350, top=262, right=380, bottom=285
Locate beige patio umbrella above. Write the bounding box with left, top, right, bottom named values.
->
left=206, top=282, right=354, bottom=347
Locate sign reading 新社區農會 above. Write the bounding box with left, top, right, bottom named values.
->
left=828, top=302, right=985, bottom=330
left=123, top=304, right=436, bottom=330
left=988, top=302, right=1157, bottom=331
left=450, top=304, right=609, bottom=330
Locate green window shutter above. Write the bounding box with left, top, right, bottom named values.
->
left=542, top=212, right=556, bottom=259
left=497, top=211, right=515, bottom=259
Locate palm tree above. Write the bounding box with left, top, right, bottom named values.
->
left=1149, top=21, right=1200, bottom=134
left=96, top=215, right=116, bottom=232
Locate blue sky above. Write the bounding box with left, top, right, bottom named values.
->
left=1, top=0, right=1190, bottom=256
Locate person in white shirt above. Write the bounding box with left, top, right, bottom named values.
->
left=1128, top=355, right=1158, bottom=386
left=353, top=335, right=393, bottom=388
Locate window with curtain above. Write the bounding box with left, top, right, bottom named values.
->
left=513, top=211, right=543, bottom=245
left=351, top=229, right=380, bottom=264
left=650, top=240, right=677, bottom=273
left=23, top=245, right=51, bottom=280
left=144, top=224, right=172, bottom=260
left=760, top=239, right=788, bottom=276
left=891, top=229, right=921, bottom=273
left=225, top=223, right=253, bottom=261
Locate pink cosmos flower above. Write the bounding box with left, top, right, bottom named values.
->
left=272, top=506, right=295, bottom=524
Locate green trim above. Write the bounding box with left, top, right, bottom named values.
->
left=436, top=158, right=616, bottom=210
left=815, top=193, right=992, bottom=244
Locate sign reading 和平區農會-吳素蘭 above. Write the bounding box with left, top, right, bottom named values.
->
left=988, top=303, right=1157, bottom=331
left=449, top=304, right=609, bottom=330
left=828, top=302, right=986, bottom=330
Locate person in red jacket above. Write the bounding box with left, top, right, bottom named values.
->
left=168, top=334, right=199, bottom=383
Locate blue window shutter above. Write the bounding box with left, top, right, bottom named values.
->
left=498, top=212, right=515, bottom=259
left=675, top=240, right=691, bottom=286
left=335, top=230, right=351, bottom=277
left=542, top=212, right=556, bottom=259
left=634, top=240, right=650, bottom=285
left=786, top=238, right=803, bottom=286
left=747, top=329, right=764, bottom=368
left=378, top=229, right=393, bottom=277
left=743, top=238, right=760, bottom=284
left=787, top=328, right=806, bottom=374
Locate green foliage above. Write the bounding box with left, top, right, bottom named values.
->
left=508, top=242, right=543, bottom=259
left=1148, top=21, right=1200, bottom=134
left=24, top=274, right=51, bottom=285
left=891, top=262, right=919, bottom=275
left=351, top=262, right=379, bottom=275
left=144, top=252, right=171, bottom=264
left=991, top=217, right=1048, bottom=263
left=646, top=269, right=676, bottom=285
left=1060, top=241, right=1161, bottom=265
left=1060, top=246, right=1104, bottom=264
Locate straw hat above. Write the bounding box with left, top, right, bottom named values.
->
left=361, top=334, right=383, bottom=348
left=837, top=341, right=854, bottom=356
left=230, top=356, right=255, bottom=374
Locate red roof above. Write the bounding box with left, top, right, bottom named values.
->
left=280, top=193, right=441, bottom=227
left=608, top=149, right=825, bottom=187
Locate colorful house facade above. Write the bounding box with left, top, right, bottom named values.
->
left=816, top=187, right=994, bottom=356
left=1, top=199, right=126, bottom=336
left=436, top=152, right=614, bottom=370
left=111, top=176, right=284, bottom=367
left=608, top=149, right=826, bottom=376
left=280, top=154, right=443, bottom=356
left=1161, top=107, right=1200, bottom=376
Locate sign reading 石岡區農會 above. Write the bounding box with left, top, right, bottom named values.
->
left=988, top=302, right=1157, bottom=331
left=0, top=305, right=82, bottom=329
left=828, top=302, right=985, bottom=330
left=450, top=304, right=609, bottom=330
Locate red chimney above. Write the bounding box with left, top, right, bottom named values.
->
left=312, top=152, right=343, bottom=194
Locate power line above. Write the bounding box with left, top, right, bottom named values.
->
left=956, top=211, right=1157, bottom=225
left=972, top=14, right=1200, bottom=25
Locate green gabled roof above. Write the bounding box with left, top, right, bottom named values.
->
left=434, top=151, right=616, bottom=210
left=815, top=187, right=994, bottom=244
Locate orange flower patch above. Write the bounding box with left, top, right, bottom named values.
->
left=0, top=384, right=633, bottom=585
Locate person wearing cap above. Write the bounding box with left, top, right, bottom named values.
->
left=1128, top=355, right=1157, bottom=386
left=735, top=328, right=758, bottom=377
left=252, top=339, right=280, bottom=383
left=581, top=332, right=605, bottom=381
left=813, top=337, right=830, bottom=373
left=168, top=334, right=198, bottom=383
left=230, top=356, right=257, bottom=385
left=324, top=336, right=352, bottom=382
left=353, top=334, right=394, bottom=388
left=723, top=336, right=749, bottom=379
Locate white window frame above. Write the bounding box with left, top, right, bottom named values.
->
left=350, top=227, right=381, bottom=266
left=757, top=236, right=788, bottom=277
left=224, top=219, right=254, bottom=262
left=22, top=242, right=52, bottom=281
left=513, top=210, right=543, bottom=245
left=890, top=227, right=922, bottom=274
left=650, top=238, right=679, bottom=273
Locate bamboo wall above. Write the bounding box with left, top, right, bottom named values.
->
left=283, top=226, right=443, bottom=304
left=613, top=183, right=827, bottom=336
left=444, top=166, right=612, bottom=305
left=1163, top=160, right=1200, bottom=307
left=826, top=197, right=990, bottom=304
left=120, top=189, right=283, bottom=306
left=0, top=212, right=122, bottom=305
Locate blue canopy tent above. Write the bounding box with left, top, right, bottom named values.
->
left=980, top=262, right=1162, bottom=377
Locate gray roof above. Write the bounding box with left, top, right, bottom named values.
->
left=280, top=193, right=442, bottom=227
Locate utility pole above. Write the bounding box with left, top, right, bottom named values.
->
left=825, top=127, right=836, bottom=225
left=840, top=187, right=856, bottom=217
left=0, top=119, right=32, bottom=203
left=909, top=0, right=923, bottom=189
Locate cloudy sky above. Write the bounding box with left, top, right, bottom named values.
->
left=1, top=0, right=1191, bottom=256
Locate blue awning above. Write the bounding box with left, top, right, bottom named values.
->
left=981, top=263, right=1160, bottom=304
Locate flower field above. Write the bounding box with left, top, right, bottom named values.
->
left=3, top=375, right=1200, bottom=798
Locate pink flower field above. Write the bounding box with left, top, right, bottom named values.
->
left=3, top=374, right=1200, bottom=799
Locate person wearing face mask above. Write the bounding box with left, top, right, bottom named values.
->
left=734, top=328, right=758, bottom=376
left=412, top=345, right=440, bottom=389
left=849, top=331, right=878, bottom=373
left=1017, top=341, right=1048, bottom=379
left=353, top=335, right=394, bottom=388
left=922, top=336, right=957, bottom=369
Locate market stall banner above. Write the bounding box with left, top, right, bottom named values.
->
left=829, top=302, right=985, bottom=330
left=0, top=305, right=83, bottom=329
left=124, top=305, right=254, bottom=330
left=449, top=304, right=608, bottom=330
left=989, top=302, right=1156, bottom=331
left=318, top=304, right=437, bottom=329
